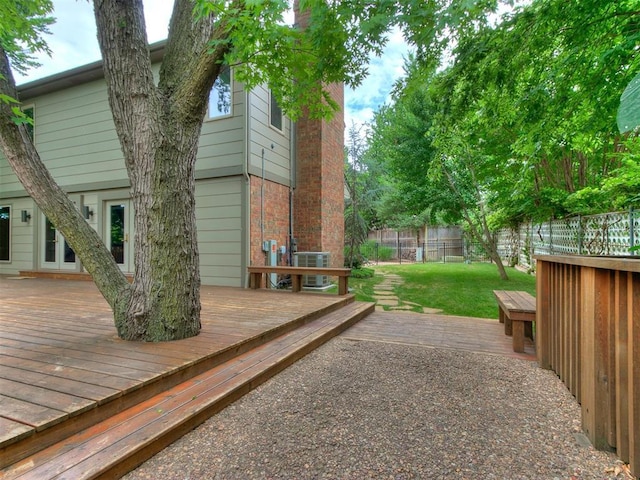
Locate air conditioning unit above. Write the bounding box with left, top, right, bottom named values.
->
left=294, top=252, right=330, bottom=287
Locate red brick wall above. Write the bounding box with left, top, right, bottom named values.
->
left=292, top=2, right=345, bottom=268
left=249, top=177, right=291, bottom=266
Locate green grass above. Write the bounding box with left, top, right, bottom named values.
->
left=349, top=262, right=536, bottom=319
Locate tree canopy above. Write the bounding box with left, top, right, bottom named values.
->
left=366, top=0, right=640, bottom=239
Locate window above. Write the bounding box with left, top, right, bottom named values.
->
left=207, top=67, right=232, bottom=119
left=0, top=206, right=10, bottom=261
left=269, top=91, right=283, bottom=131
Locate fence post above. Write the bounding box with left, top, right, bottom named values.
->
left=375, top=242, right=379, bottom=265
left=578, top=215, right=583, bottom=255
left=443, top=242, right=446, bottom=263
left=631, top=208, right=635, bottom=256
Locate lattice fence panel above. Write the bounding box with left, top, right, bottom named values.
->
left=518, top=224, right=534, bottom=270
left=633, top=212, right=640, bottom=251
left=498, top=210, right=640, bottom=267
left=551, top=217, right=581, bottom=255
left=532, top=222, right=552, bottom=257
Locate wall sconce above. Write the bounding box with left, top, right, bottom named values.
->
left=21, top=210, right=31, bottom=223
left=82, top=205, right=94, bottom=219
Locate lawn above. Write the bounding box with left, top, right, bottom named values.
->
left=350, top=262, right=536, bottom=319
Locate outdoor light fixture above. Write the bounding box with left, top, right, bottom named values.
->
left=21, top=210, right=31, bottom=223
left=82, top=205, right=94, bottom=219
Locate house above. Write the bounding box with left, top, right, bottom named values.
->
left=0, top=42, right=345, bottom=286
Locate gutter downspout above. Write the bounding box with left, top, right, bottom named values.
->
left=243, top=89, right=251, bottom=286
left=261, top=147, right=265, bottom=250
left=289, top=117, right=297, bottom=266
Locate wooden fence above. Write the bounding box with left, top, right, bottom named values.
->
left=536, top=255, right=640, bottom=477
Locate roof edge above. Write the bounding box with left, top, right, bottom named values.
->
left=18, top=40, right=167, bottom=101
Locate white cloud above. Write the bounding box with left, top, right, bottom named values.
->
left=16, top=0, right=100, bottom=82
left=344, top=27, right=410, bottom=132
left=17, top=1, right=407, bottom=135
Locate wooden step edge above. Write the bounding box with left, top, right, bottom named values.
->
left=8, top=303, right=373, bottom=479
left=0, top=297, right=357, bottom=467
left=2, top=302, right=374, bottom=480
left=98, top=302, right=374, bottom=480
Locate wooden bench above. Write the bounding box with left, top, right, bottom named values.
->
left=493, top=290, right=536, bottom=353
left=247, top=266, right=351, bottom=295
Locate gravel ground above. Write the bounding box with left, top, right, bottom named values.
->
left=124, top=336, right=625, bottom=480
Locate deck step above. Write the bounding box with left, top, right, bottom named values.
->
left=0, top=291, right=354, bottom=468
left=1, top=301, right=374, bottom=480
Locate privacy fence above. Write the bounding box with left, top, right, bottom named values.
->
left=361, top=211, right=640, bottom=267
left=363, top=226, right=492, bottom=264
left=537, top=255, right=640, bottom=477
left=360, top=239, right=491, bottom=264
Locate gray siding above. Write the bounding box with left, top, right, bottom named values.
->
left=247, top=85, right=292, bottom=185
left=0, top=199, right=36, bottom=275
left=196, top=177, right=244, bottom=287
left=197, top=78, right=246, bottom=174
left=2, top=73, right=248, bottom=196
left=0, top=78, right=125, bottom=195
left=28, top=79, right=126, bottom=189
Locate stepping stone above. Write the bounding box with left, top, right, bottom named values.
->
left=376, top=298, right=400, bottom=306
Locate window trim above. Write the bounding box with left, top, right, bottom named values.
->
left=269, top=90, right=284, bottom=133
left=206, top=67, right=233, bottom=121
left=0, top=205, right=11, bottom=263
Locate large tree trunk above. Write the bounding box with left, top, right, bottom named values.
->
left=91, top=0, right=228, bottom=340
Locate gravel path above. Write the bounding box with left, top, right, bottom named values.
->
left=124, top=323, right=626, bottom=480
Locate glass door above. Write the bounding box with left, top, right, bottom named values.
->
left=106, top=200, right=134, bottom=272
left=40, top=216, right=76, bottom=270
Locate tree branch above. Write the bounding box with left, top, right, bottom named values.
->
left=92, top=0, right=160, bottom=179
left=159, top=0, right=240, bottom=124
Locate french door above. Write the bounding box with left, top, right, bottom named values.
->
left=105, top=200, right=134, bottom=272
left=40, top=216, right=76, bottom=270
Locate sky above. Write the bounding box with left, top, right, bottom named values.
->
left=15, top=0, right=410, bottom=133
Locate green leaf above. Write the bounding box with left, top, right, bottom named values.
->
left=617, top=71, right=640, bottom=133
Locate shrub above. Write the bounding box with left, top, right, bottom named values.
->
left=350, top=267, right=375, bottom=279
left=343, top=248, right=366, bottom=269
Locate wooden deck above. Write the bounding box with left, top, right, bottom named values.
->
left=342, top=310, right=536, bottom=360
left=1, top=275, right=534, bottom=479
left=0, top=276, right=371, bottom=474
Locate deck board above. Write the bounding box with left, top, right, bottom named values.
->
left=2, top=302, right=373, bottom=480
left=342, top=311, right=536, bottom=360
left=0, top=394, right=65, bottom=430
left=0, top=275, right=352, bottom=465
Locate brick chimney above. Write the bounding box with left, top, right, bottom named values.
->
left=292, top=2, right=345, bottom=268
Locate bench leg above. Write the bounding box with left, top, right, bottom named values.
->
left=338, top=277, right=348, bottom=295
left=291, top=274, right=302, bottom=293
left=512, top=320, right=525, bottom=353
left=249, top=272, right=262, bottom=289
left=498, top=307, right=505, bottom=324
left=504, top=315, right=513, bottom=336
left=525, top=321, right=534, bottom=341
